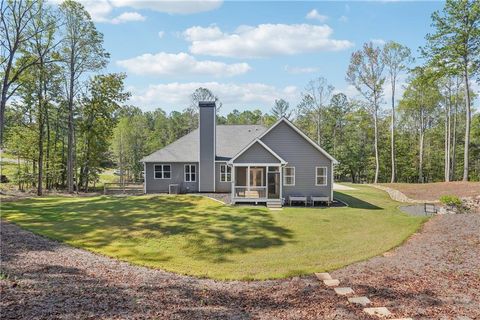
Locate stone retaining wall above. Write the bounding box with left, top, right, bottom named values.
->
left=368, top=184, right=437, bottom=204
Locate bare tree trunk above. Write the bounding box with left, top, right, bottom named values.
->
left=462, top=68, right=471, bottom=181
left=451, top=100, right=457, bottom=181
left=444, top=102, right=448, bottom=181
left=390, top=85, right=396, bottom=183
left=317, top=112, right=321, bottom=145
left=445, top=94, right=452, bottom=182
left=37, top=89, right=44, bottom=196
left=373, top=105, right=379, bottom=184
left=419, top=109, right=424, bottom=183
left=419, top=130, right=424, bottom=183
left=67, top=62, right=75, bottom=193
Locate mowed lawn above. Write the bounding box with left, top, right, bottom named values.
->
left=1, top=185, right=426, bottom=280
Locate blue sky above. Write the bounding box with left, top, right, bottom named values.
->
left=73, top=0, right=446, bottom=114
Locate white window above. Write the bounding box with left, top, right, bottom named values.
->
left=154, top=164, right=171, bottom=179
left=220, top=164, right=231, bottom=182
left=184, top=164, right=196, bottom=182
left=283, top=167, right=295, bottom=186
left=315, top=166, right=328, bottom=186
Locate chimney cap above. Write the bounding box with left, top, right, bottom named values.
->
left=198, top=101, right=216, bottom=108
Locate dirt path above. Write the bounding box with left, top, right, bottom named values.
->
left=1, top=214, right=479, bottom=319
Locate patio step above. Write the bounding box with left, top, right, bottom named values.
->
left=267, top=200, right=282, bottom=208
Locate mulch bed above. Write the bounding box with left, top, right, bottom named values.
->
left=1, top=213, right=479, bottom=319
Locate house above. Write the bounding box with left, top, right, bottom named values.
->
left=141, top=102, right=338, bottom=206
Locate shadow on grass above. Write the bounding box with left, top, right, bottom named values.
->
left=1, top=222, right=291, bottom=319
left=334, top=191, right=382, bottom=210
left=1, top=195, right=293, bottom=264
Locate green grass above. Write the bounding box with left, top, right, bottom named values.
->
left=1, top=185, right=427, bottom=280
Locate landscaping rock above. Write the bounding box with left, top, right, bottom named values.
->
left=315, top=272, right=332, bottom=281
left=323, top=279, right=340, bottom=287
left=363, top=307, right=392, bottom=317
left=348, top=296, right=371, bottom=306
left=334, top=287, right=354, bottom=296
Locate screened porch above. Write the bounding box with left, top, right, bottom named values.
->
left=231, top=165, right=282, bottom=202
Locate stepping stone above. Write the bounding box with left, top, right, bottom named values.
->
left=334, top=287, right=354, bottom=296
left=315, top=272, right=332, bottom=281
left=323, top=279, right=340, bottom=287
left=348, top=296, right=371, bottom=306
left=363, top=307, right=392, bottom=318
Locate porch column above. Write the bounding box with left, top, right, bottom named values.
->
left=231, top=164, right=235, bottom=202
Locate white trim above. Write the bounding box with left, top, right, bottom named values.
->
left=256, top=117, right=339, bottom=164
left=198, top=122, right=201, bottom=191
left=184, top=164, right=197, bottom=182
left=231, top=163, right=282, bottom=167
left=227, top=139, right=287, bottom=165
left=213, top=107, right=216, bottom=192
left=315, top=166, right=328, bottom=186
left=331, top=163, right=334, bottom=201
left=283, top=166, right=295, bottom=186
left=219, top=164, right=232, bottom=182
left=143, top=162, right=147, bottom=194
left=153, top=164, right=172, bottom=180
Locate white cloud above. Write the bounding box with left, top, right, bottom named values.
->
left=49, top=0, right=222, bottom=23
left=128, top=82, right=300, bottom=111
left=305, top=9, right=328, bottom=23
left=116, top=52, right=251, bottom=77
left=158, top=31, right=165, bottom=38
left=183, top=25, right=223, bottom=41
left=110, top=0, right=222, bottom=15
left=371, top=38, right=386, bottom=46
left=110, top=11, right=146, bottom=24
left=183, top=24, right=354, bottom=58
left=339, top=15, right=348, bottom=23
left=284, top=65, right=319, bottom=74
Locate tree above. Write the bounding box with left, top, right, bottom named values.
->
left=424, top=0, right=480, bottom=181
left=346, top=42, right=385, bottom=183
left=382, top=41, right=413, bottom=183
left=59, top=0, right=109, bottom=192
left=0, top=0, right=48, bottom=146
left=77, top=73, right=129, bottom=191
left=271, top=99, right=291, bottom=120
left=111, top=115, right=148, bottom=183
left=190, top=87, right=222, bottom=110
left=325, top=93, right=351, bottom=158
left=399, top=67, right=442, bottom=183
left=18, top=0, right=59, bottom=195
left=299, top=77, right=333, bottom=145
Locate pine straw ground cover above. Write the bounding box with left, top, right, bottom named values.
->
left=1, top=214, right=479, bottom=319
left=380, top=182, right=480, bottom=201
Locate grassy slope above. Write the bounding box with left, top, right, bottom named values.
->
left=1, top=185, right=426, bottom=280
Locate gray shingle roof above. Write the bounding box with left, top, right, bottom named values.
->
left=141, top=125, right=267, bottom=162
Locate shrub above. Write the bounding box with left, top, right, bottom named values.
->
left=439, top=195, right=462, bottom=207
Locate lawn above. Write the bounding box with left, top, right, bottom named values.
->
left=1, top=185, right=426, bottom=280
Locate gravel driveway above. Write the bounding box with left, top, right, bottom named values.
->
left=1, top=214, right=479, bottom=320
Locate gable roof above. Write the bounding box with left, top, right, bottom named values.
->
left=140, top=125, right=266, bottom=162
left=258, top=117, right=339, bottom=164
left=228, top=139, right=287, bottom=164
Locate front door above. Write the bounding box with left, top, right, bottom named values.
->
left=267, top=166, right=280, bottom=199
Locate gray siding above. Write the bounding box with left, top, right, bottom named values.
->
left=260, top=121, right=333, bottom=199
left=145, top=162, right=198, bottom=193
left=199, top=104, right=216, bottom=192
left=215, top=162, right=232, bottom=193
left=233, top=142, right=281, bottom=164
